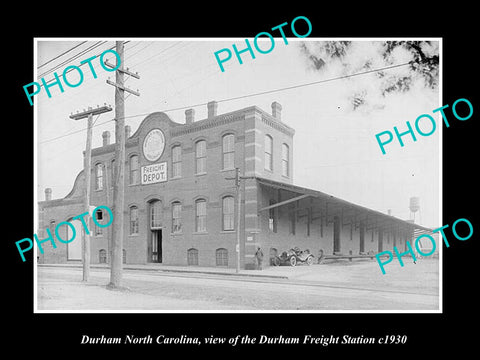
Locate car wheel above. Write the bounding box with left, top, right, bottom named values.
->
left=306, top=256, right=313, bottom=266
left=273, top=257, right=280, bottom=266
left=289, top=256, right=297, bottom=267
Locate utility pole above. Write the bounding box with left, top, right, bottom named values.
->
left=70, top=105, right=113, bottom=282
left=226, top=167, right=245, bottom=273
left=106, top=41, right=140, bottom=288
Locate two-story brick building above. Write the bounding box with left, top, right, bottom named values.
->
left=37, top=101, right=429, bottom=269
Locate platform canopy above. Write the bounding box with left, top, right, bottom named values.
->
left=255, top=176, right=432, bottom=235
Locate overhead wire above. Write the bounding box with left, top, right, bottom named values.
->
left=39, top=60, right=413, bottom=145
left=37, top=41, right=131, bottom=85
left=37, top=41, right=88, bottom=69
left=38, top=41, right=107, bottom=78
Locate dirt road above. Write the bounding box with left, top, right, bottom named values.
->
left=36, top=260, right=439, bottom=311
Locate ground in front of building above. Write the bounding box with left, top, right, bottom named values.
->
left=36, top=257, right=439, bottom=311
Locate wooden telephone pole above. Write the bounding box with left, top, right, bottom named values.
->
left=106, top=41, right=140, bottom=288
left=226, top=167, right=245, bottom=273
left=70, top=105, right=113, bottom=282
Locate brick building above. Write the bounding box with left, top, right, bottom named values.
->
left=37, top=101, right=429, bottom=268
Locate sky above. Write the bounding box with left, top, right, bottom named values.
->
left=35, top=38, right=441, bottom=228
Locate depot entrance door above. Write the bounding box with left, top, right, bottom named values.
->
left=150, top=229, right=162, bottom=263
left=148, top=200, right=163, bottom=263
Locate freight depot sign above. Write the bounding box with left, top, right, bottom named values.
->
left=141, top=162, right=167, bottom=184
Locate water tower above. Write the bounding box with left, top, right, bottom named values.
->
left=409, top=197, right=420, bottom=222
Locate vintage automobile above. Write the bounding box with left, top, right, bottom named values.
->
left=273, top=247, right=315, bottom=266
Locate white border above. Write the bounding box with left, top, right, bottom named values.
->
left=33, top=37, right=443, bottom=314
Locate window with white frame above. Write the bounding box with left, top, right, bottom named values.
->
left=172, top=202, right=182, bottom=233
left=129, top=155, right=139, bottom=185
left=281, top=143, right=289, bottom=177
left=216, top=248, right=228, bottom=266
left=150, top=200, right=162, bottom=229
left=195, top=199, right=207, bottom=232
left=95, top=163, right=104, bottom=190
left=222, top=134, right=235, bottom=170
left=130, top=206, right=139, bottom=235
left=222, top=196, right=235, bottom=231
left=195, top=140, right=206, bottom=174
left=264, top=135, right=273, bottom=171
left=172, top=145, right=182, bottom=178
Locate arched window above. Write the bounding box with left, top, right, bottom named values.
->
left=195, top=140, right=207, bottom=174
left=172, top=145, right=182, bottom=178
left=95, top=163, right=104, bottom=190
left=264, top=135, right=273, bottom=171
left=222, top=134, right=235, bottom=170
left=187, top=248, right=198, bottom=266
left=195, top=199, right=207, bottom=232
left=281, top=143, right=289, bottom=177
left=222, top=196, right=234, bottom=231
left=129, top=155, right=139, bottom=185
left=216, top=248, right=228, bottom=266
left=150, top=200, right=163, bottom=229
left=130, top=206, right=139, bottom=235
left=172, top=201, right=182, bottom=233
left=99, top=249, right=107, bottom=264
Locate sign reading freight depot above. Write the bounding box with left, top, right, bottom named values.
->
left=142, top=162, right=167, bottom=184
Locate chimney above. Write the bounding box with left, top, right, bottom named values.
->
left=185, top=109, right=195, bottom=125
left=271, top=101, right=282, bottom=121
left=207, top=101, right=218, bottom=118
left=45, top=188, right=52, bottom=201
left=387, top=209, right=392, bottom=216
left=125, top=125, right=131, bottom=139
left=102, top=131, right=110, bottom=146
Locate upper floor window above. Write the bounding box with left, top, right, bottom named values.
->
left=195, top=140, right=206, bottom=174
left=172, top=202, right=182, bottom=233
left=129, top=155, right=139, bottom=185
left=95, top=163, right=104, bottom=190
left=282, top=143, right=289, bottom=177
left=222, top=196, right=235, bottom=231
left=195, top=199, right=207, bottom=232
left=222, top=134, right=235, bottom=170
left=130, top=206, right=139, bottom=235
left=264, top=135, right=273, bottom=171
left=172, top=145, right=182, bottom=178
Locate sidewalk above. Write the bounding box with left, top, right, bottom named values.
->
left=37, top=262, right=290, bottom=279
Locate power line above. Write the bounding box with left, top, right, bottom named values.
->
left=38, top=60, right=413, bottom=145
left=38, top=41, right=106, bottom=78
left=37, top=41, right=88, bottom=69
left=38, top=41, right=131, bottom=83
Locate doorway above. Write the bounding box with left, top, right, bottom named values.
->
left=150, top=229, right=162, bottom=263
left=359, top=222, right=365, bottom=253
left=333, top=216, right=341, bottom=253
left=378, top=228, right=384, bottom=252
